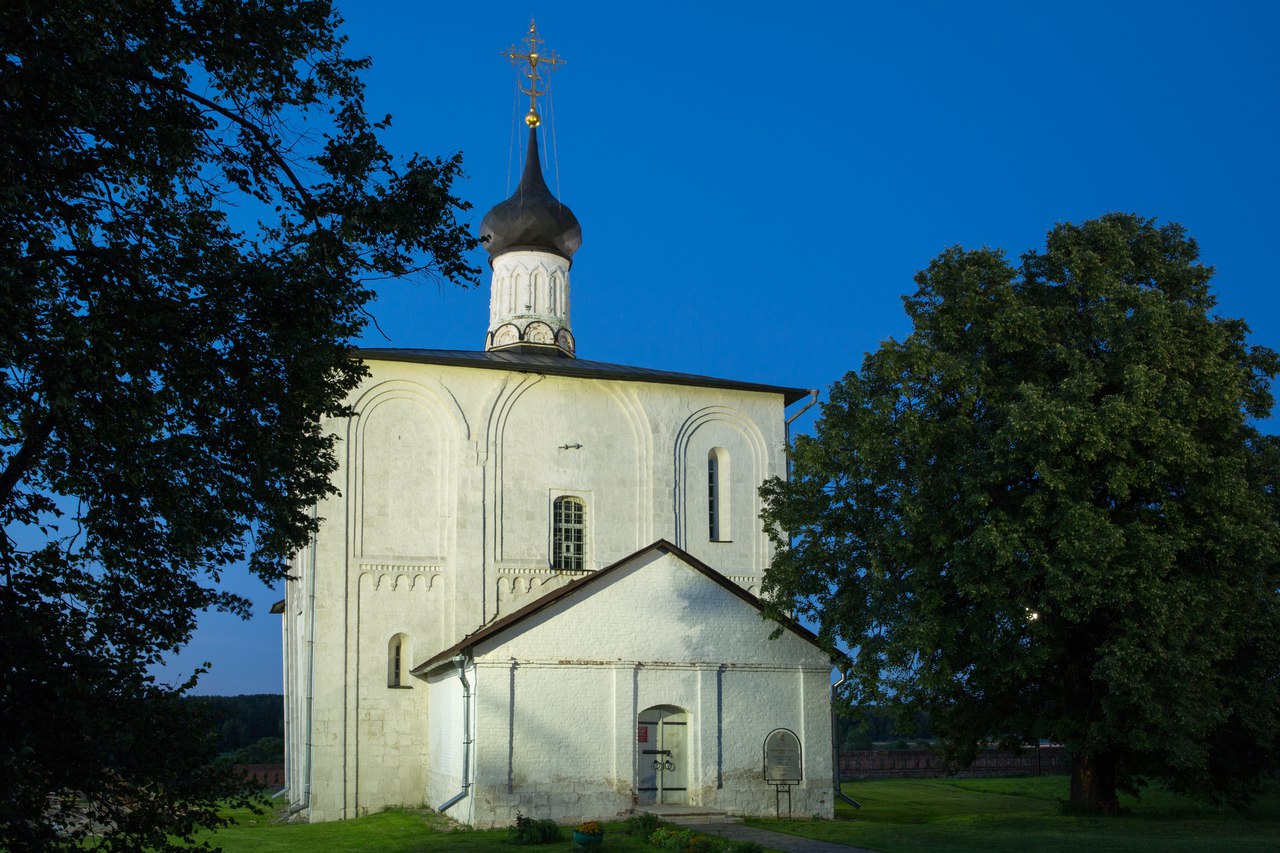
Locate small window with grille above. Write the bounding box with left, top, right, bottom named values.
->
left=552, top=496, right=586, bottom=571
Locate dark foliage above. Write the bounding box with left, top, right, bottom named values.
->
left=762, top=215, right=1280, bottom=811
left=507, top=811, right=561, bottom=845
left=223, top=738, right=284, bottom=766
left=190, top=693, right=284, bottom=754
left=623, top=811, right=662, bottom=836
left=0, top=1, right=478, bottom=849
left=836, top=708, right=932, bottom=750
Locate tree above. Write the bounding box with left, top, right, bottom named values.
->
left=0, top=2, right=479, bottom=849
left=193, top=694, right=285, bottom=754
left=761, top=214, right=1280, bottom=811
left=225, top=738, right=285, bottom=766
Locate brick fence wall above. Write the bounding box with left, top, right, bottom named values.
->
left=840, top=747, right=1069, bottom=780
left=234, top=763, right=285, bottom=788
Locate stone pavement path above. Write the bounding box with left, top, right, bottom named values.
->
left=663, top=814, right=876, bottom=853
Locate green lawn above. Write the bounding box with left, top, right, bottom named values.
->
left=744, top=775, right=1280, bottom=852
left=203, top=806, right=681, bottom=852
left=202, top=777, right=1280, bottom=853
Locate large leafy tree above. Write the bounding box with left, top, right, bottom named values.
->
left=762, top=214, right=1280, bottom=811
left=0, top=1, right=478, bottom=849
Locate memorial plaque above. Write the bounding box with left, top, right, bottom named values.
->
left=763, top=728, right=802, bottom=782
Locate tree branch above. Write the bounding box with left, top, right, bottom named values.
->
left=0, top=410, right=58, bottom=509
left=153, top=78, right=317, bottom=215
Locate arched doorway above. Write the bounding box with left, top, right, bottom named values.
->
left=637, top=705, right=688, bottom=805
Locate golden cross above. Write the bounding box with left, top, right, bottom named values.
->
left=502, top=18, right=564, bottom=128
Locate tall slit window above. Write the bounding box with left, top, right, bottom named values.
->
left=708, top=454, right=720, bottom=539
left=552, top=496, right=586, bottom=571
left=708, top=448, right=729, bottom=541
left=388, top=633, right=410, bottom=688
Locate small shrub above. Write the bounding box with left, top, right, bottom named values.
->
left=625, top=811, right=662, bottom=836
left=685, top=835, right=716, bottom=853
left=649, top=826, right=695, bottom=850
left=646, top=826, right=759, bottom=853
left=507, top=811, right=562, bottom=845
left=576, top=820, right=603, bottom=834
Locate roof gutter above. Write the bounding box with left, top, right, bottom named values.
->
left=784, top=390, right=820, bottom=480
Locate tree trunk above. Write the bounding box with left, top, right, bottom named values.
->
left=1070, top=751, right=1119, bottom=813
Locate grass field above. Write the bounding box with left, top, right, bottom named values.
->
left=203, top=807, right=686, bottom=852
left=202, top=776, right=1280, bottom=852
left=745, top=775, right=1280, bottom=852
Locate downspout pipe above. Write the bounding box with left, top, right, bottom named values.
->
left=832, top=668, right=861, bottom=809
left=438, top=654, right=472, bottom=814
left=784, top=390, right=820, bottom=480
left=287, top=505, right=321, bottom=816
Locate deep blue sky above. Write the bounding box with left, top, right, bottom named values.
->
left=169, top=1, right=1280, bottom=694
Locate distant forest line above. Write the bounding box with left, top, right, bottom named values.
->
left=190, top=694, right=283, bottom=763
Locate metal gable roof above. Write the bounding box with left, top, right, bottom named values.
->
left=355, top=348, right=811, bottom=406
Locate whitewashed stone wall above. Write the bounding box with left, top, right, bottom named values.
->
left=425, top=661, right=469, bottom=811
left=282, top=357, right=802, bottom=822
left=487, top=250, right=575, bottom=354
left=438, top=548, right=834, bottom=828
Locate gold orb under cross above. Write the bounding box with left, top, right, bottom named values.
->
left=503, top=19, right=563, bottom=132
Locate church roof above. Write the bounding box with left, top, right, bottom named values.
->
left=412, top=539, right=825, bottom=676
left=479, top=127, right=582, bottom=263
left=355, top=348, right=811, bottom=405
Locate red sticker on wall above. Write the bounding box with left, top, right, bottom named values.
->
left=637, top=725, right=649, bottom=743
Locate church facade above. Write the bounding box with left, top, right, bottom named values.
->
left=277, top=81, right=835, bottom=826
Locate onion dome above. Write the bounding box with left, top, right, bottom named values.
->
left=480, top=128, right=582, bottom=263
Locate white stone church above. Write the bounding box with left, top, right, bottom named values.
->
left=276, top=69, right=836, bottom=826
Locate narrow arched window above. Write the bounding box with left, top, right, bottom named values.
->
left=708, top=453, right=719, bottom=540
left=388, top=633, right=410, bottom=688
left=552, top=496, right=586, bottom=571
left=531, top=268, right=544, bottom=312
left=708, top=448, right=730, bottom=541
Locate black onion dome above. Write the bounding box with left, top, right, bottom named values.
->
left=480, top=128, right=582, bottom=262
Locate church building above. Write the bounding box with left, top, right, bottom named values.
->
left=276, top=24, right=835, bottom=828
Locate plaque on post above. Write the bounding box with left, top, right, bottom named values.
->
left=763, top=728, right=802, bottom=817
